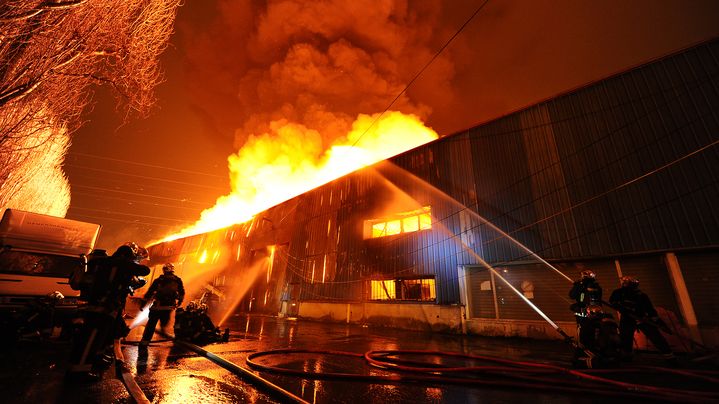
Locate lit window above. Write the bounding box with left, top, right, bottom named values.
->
left=197, top=249, right=208, bottom=264
left=372, top=222, right=386, bottom=238
left=402, top=216, right=419, bottom=232
left=400, top=278, right=436, bottom=301
left=371, top=280, right=396, bottom=300
left=364, top=206, right=432, bottom=239
left=369, top=277, right=436, bottom=302
left=386, top=220, right=401, bottom=236
left=419, top=213, right=432, bottom=230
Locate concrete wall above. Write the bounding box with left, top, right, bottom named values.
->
left=285, top=300, right=719, bottom=350
left=296, top=301, right=578, bottom=341
left=296, top=301, right=581, bottom=341
left=465, top=318, right=577, bottom=340
left=297, top=301, right=464, bottom=333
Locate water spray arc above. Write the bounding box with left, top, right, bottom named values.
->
left=129, top=300, right=153, bottom=329
left=379, top=161, right=575, bottom=282
left=217, top=256, right=269, bottom=326
left=373, top=164, right=588, bottom=353
left=373, top=162, right=718, bottom=363
left=462, top=241, right=576, bottom=342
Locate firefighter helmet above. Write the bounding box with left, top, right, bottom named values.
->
left=162, top=263, right=175, bottom=273
left=47, top=291, right=65, bottom=304
left=586, top=304, right=603, bottom=318
left=113, top=242, right=148, bottom=263
left=580, top=269, right=596, bottom=280
left=620, top=276, right=639, bottom=289
left=187, top=301, right=197, bottom=311
left=113, top=242, right=138, bottom=260
left=135, top=246, right=149, bottom=263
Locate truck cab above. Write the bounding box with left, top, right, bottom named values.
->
left=0, top=209, right=101, bottom=311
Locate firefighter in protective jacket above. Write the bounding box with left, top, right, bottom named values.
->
left=67, top=242, right=150, bottom=381
left=141, top=263, right=185, bottom=344
left=609, top=276, right=675, bottom=362
left=569, top=268, right=603, bottom=353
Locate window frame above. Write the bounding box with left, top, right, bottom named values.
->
left=363, top=206, right=432, bottom=239
left=368, top=276, right=437, bottom=302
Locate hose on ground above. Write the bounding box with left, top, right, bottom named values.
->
left=246, top=348, right=718, bottom=403
left=170, top=337, right=309, bottom=404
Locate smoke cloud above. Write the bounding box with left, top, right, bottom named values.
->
left=163, top=0, right=719, bottom=241
left=180, top=0, right=453, bottom=148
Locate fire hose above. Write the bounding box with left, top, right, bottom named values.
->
left=113, top=339, right=151, bottom=404
left=245, top=348, right=719, bottom=403
left=154, top=330, right=308, bottom=404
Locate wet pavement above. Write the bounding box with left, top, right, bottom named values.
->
left=0, top=314, right=717, bottom=403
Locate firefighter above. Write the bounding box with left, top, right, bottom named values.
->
left=140, top=263, right=185, bottom=345
left=194, top=303, right=229, bottom=345
left=569, top=268, right=603, bottom=355
left=583, top=304, right=621, bottom=367
left=174, top=302, right=197, bottom=339
left=173, top=302, right=228, bottom=345
left=66, top=242, right=150, bottom=382
left=609, top=276, right=676, bottom=363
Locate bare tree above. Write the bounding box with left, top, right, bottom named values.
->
left=0, top=113, right=71, bottom=216
left=0, top=0, right=180, bottom=215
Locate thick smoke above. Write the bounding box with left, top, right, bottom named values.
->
left=162, top=0, right=458, bottom=238
left=181, top=0, right=453, bottom=148
left=155, top=0, right=719, bottom=240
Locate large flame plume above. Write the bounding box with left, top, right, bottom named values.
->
left=160, top=1, right=452, bottom=240
left=165, top=111, right=437, bottom=240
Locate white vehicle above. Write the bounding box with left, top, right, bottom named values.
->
left=0, top=209, right=101, bottom=310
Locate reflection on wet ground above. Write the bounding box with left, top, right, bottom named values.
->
left=2, top=314, right=715, bottom=403
left=122, top=315, right=591, bottom=404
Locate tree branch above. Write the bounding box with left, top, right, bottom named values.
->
left=0, top=50, right=82, bottom=107
left=0, top=0, right=88, bottom=23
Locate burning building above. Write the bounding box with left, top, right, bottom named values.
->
left=148, top=38, right=719, bottom=345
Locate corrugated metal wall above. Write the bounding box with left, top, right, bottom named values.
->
left=277, top=39, right=719, bottom=306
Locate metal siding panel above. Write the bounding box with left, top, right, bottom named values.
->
left=211, top=39, right=719, bottom=309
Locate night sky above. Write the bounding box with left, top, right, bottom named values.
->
left=63, top=0, right=719, bottom=252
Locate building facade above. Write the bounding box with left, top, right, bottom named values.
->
left=149, top=39, right=719, bottom=346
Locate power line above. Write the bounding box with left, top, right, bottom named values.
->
left=70, top=206, right=194, bottom=223
left=65, top=163, right=227, bottom=191
left=351, top=0, right=490, bottom=148
left=71, top=190, right=204, bottom=211
left=67, top=151, right=226, bottom=179
left=66, top=1, right=492, bottom=236
left=69, top=171, right=223, bottom=200
left=71, top=184, right=213, bottom=206
left=333, top=72, right=719, bottom=255
left=212, top=78, right=713, bottom=257
left=68, top=213, right=180, bottom=228
left=506, top=137, right=719, bottom=239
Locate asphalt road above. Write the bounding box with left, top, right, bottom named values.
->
left=0, top=313, right=717, bottom=403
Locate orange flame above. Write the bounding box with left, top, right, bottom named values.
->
left=163, top=111, right=437, bottom=241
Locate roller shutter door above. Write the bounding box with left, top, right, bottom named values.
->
left=467, top=268, right=495, bottom=319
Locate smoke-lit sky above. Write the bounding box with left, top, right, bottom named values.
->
left=64, top=0, right=719, bottom=252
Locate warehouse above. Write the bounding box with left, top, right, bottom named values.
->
left=149, top=38, right=719, bottom=346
